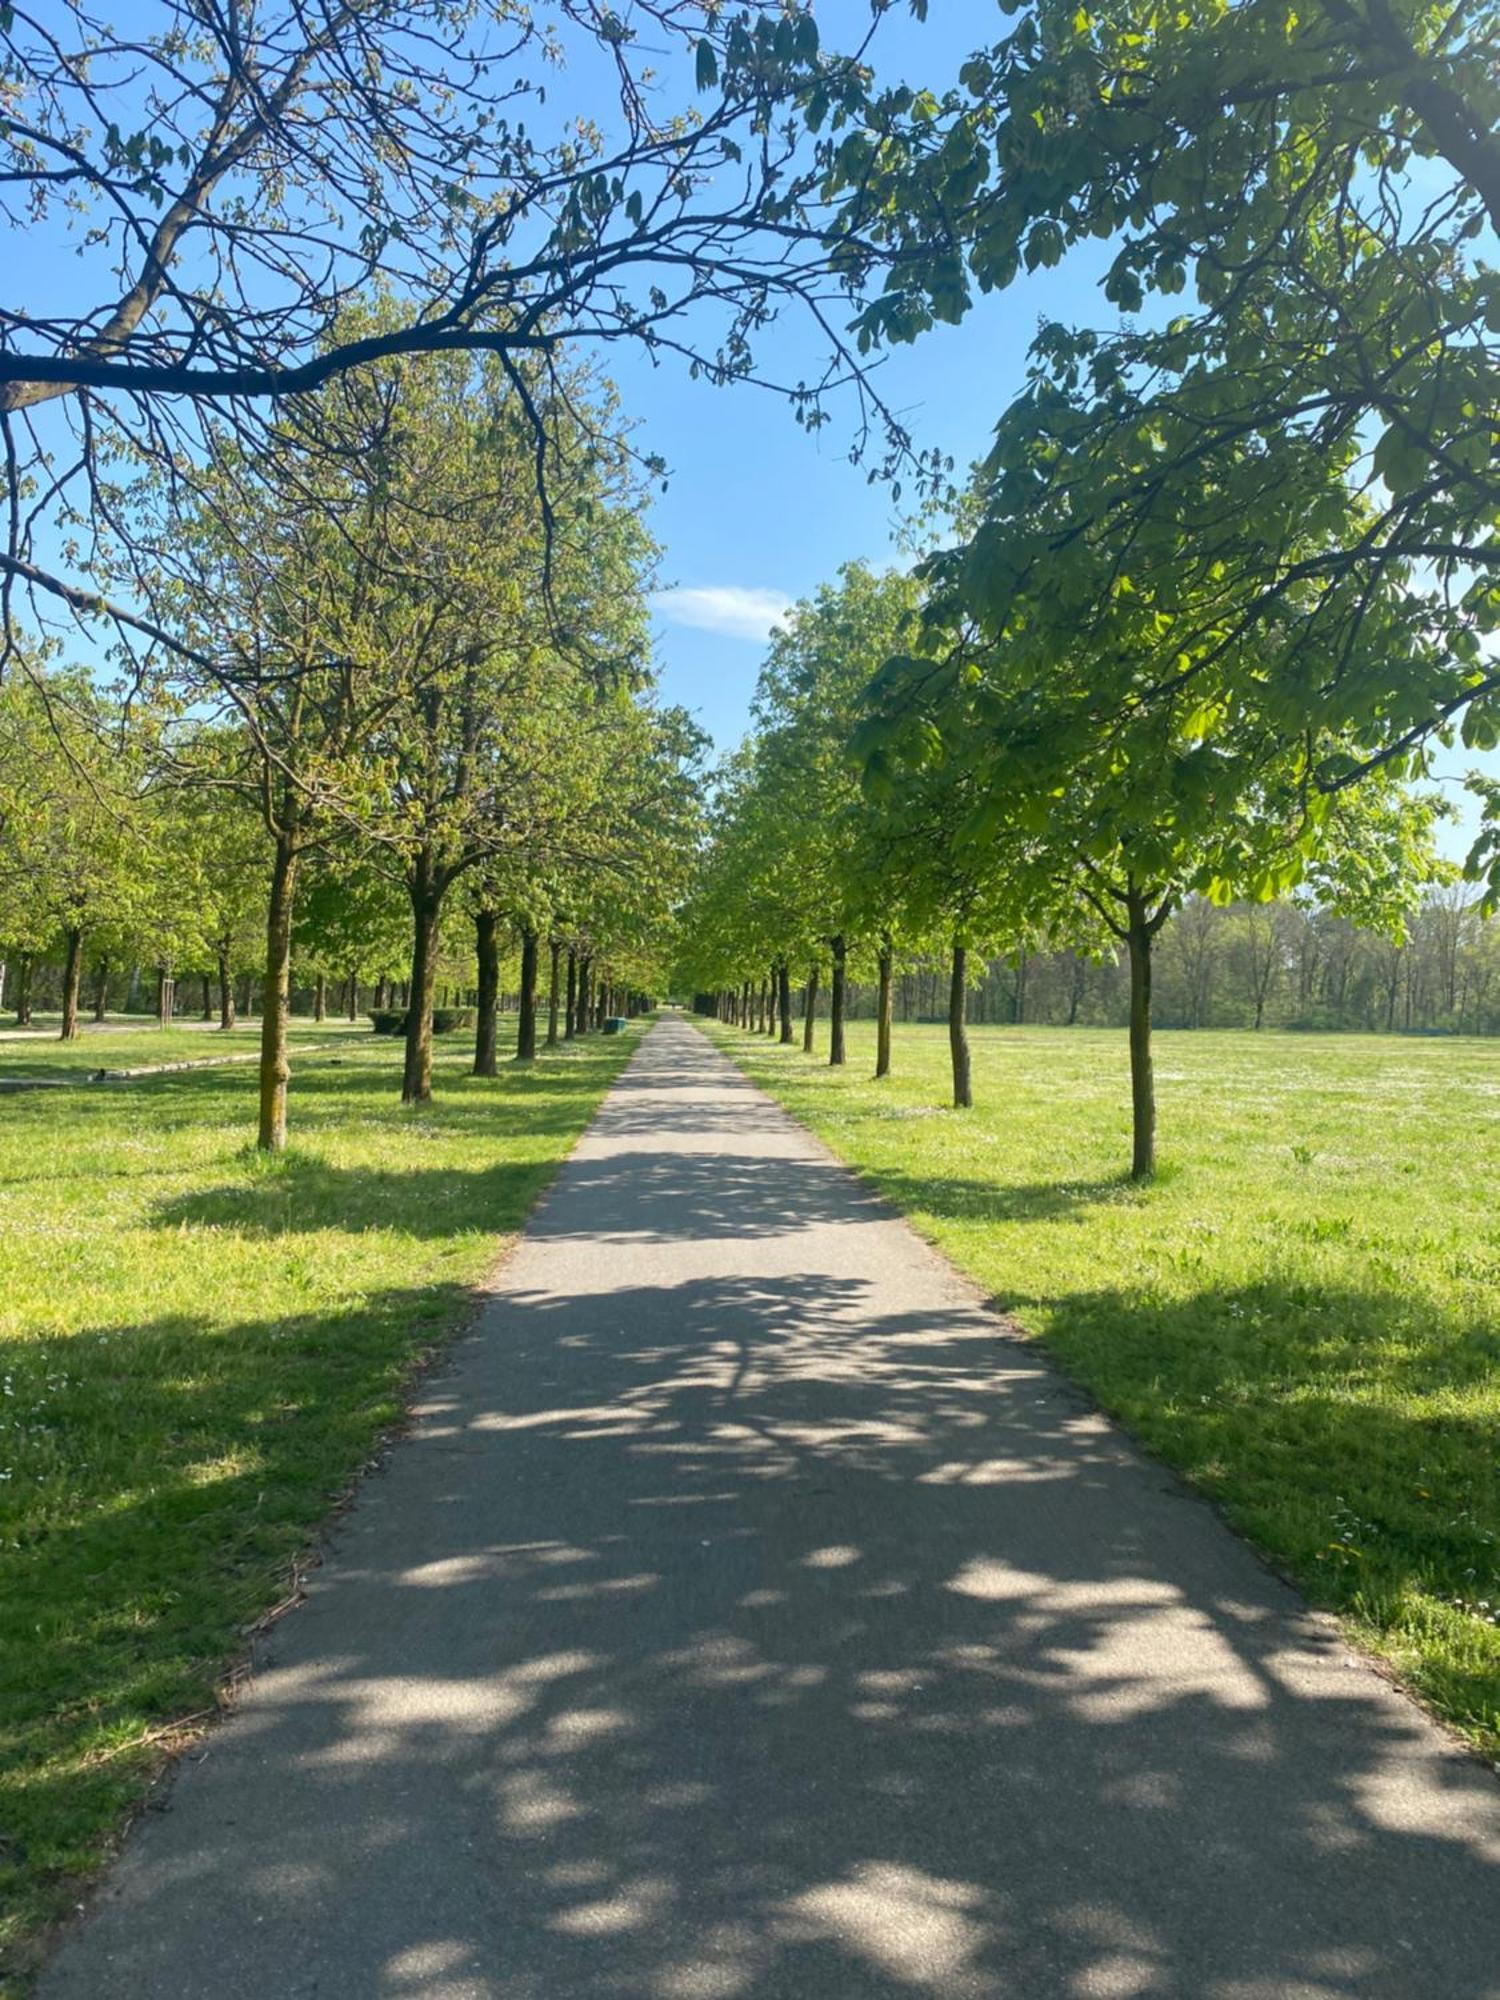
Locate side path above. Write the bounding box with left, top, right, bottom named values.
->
left=45, top=1018, right=1500, bottom=1998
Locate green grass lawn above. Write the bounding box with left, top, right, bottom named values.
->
left=0, top=1022, right=641, bottom=1987
left=0, top=1018, right=366, bottom=1082
left=707, top=1018, right=1500, bottom=1764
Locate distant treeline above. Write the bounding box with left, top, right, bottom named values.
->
left=827, top=891, right=1500, bottom=1038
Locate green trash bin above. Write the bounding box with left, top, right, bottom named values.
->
left=602, top=1016, right=629, bottom=1035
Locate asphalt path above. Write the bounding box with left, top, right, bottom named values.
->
left=43, top=1017, right=1500, bottom=1998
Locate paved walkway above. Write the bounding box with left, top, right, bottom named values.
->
left=45, top=1020, right=1500, bottom=1998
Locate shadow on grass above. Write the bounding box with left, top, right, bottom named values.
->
left=153, top=1155, right=560, bottom=1238
left=1004, top=1275, right=1500, bottom=1746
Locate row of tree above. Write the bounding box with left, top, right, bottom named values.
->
left=0, top=334, right=701, bottom=1144
left=677, top=558, right=1451, bottom=1177
left=704, top=888, right=1500, bottom=1040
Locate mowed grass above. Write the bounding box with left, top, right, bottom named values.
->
left=0, top=1022, right=640, bottom=1986
left=0, top=1018, right=366, bottom=1082
left=708, top=1019, right=1500, bottom=1762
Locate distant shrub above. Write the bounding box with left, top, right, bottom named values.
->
left=369, top=1007, right=473, bottom=1035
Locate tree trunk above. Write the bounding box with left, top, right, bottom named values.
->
left=313, top=972, right=326, bottom=1022
left=565, top=947, right=578, bottom=1039
left=1127, top=895, right=1156, bottom=1180
left=803, top=964, right=819, bottom=1053
left=949, top=939, right=972, bottom=1109
left=92, top=958, right=109, bottom=1023
left=218, top=948, right=236, bottom=1030
left=200, top=973, right=213, bottom=1021
left=515, top=926, right=539, bottom=1063
left=473, top=907, right=500, bottom=1076
left=875, top=936, right=893, bottom=1078
left=777, top=960, right=793, bottom=1044
left=15, top=951, right=32, bottom=1026
left=59, top=927, right=84, bottom=1041
left=257, top=836, right=299, bottom=1151
left=577, top=956, right=592, bottom=1036
left=347, top=969, right=359, bottom=1022
left=829, top=935, right=847, bottom=1067
left=546, top=940, right=561, bottom=1048
left=401, top=854, right=443, bottom=1105
left=156, top=967, right=173, bottom=1028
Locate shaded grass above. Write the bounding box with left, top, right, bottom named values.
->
left=0, top=1022, right=641, bottom=1986
left=708, top=1019, right=1500, bottom=1763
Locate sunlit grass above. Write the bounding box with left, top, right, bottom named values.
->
left=0, top=1017, right=366, bottom=1082
left=709, top=1018, right=1500, bottom=1765
left=0, top=1022, right=641, bottom=1986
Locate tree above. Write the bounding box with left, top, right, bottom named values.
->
left=0, top=665, right=148, bottom=1037
left=0, top=1, right=921, bottom=655
left=864, top=411, right=1452, bottom=1171
left=827, top=0, right=1500, bottom=792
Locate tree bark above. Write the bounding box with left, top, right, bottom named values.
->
left=156, top=966, right=173, bottom=1027
left=802, top=964, right=819, bottom=1053
left=218, top=947, right=236, bottom=1030
left=313, top=972, right=326, bottom=1022
left=92, top=958, right=110, bottom=1023
left=200, top=973, right=213, bottom=1021
left=777, top=960, right=793, bottom=1043
left=546, top=940, right=561, bottom=1047
left=875, top=935, right=893, bottom=1079
left=15, top=950, right=32, bottom=1026
left=473, top=907, right=500, bottom=1076
left=347, top=969, right=359, bottom=1022
left=59, top=927, right=84, bottom=1041
left=565, top=947, right=578, bottom=1039
left=577, top=956, right=592, bottom=1036
left=257, top=836, right=299, bottom=1150
left=1126, top=891, right=1156, bottom=1180
left=401, top=852, right=443, bottom=1105
left=515, top=926, right=539, bottom=1062
left=949, top=939, right=972, bottom=1109
left=829, top=935, right=847, bottom=1066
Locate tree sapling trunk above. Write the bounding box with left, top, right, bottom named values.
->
left=948, top=939, right=972, bottom=1109
left=257, top=836, right=299, bottom=1150
left=1126, top=891, right=1157, bottom=1180
left=515, top=927, right=539, bottom=1062
left=802, top=964, right=819, bottom=1053
left=875, top=935, right=893, bottom=1079
left=829, top=935, right=847, bottom=1067
left=218, top=948, right=235, bottom=1030
left=401, top=856, right=443, bottom=1105
left=546, top=940, right=561, bottom=1048
left=59, top=927, right=84, bottom=1041
left=473, top=907, right=500, bottom=1077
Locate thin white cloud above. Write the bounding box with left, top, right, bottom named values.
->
left=650, top=585, right=793, bottom=642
